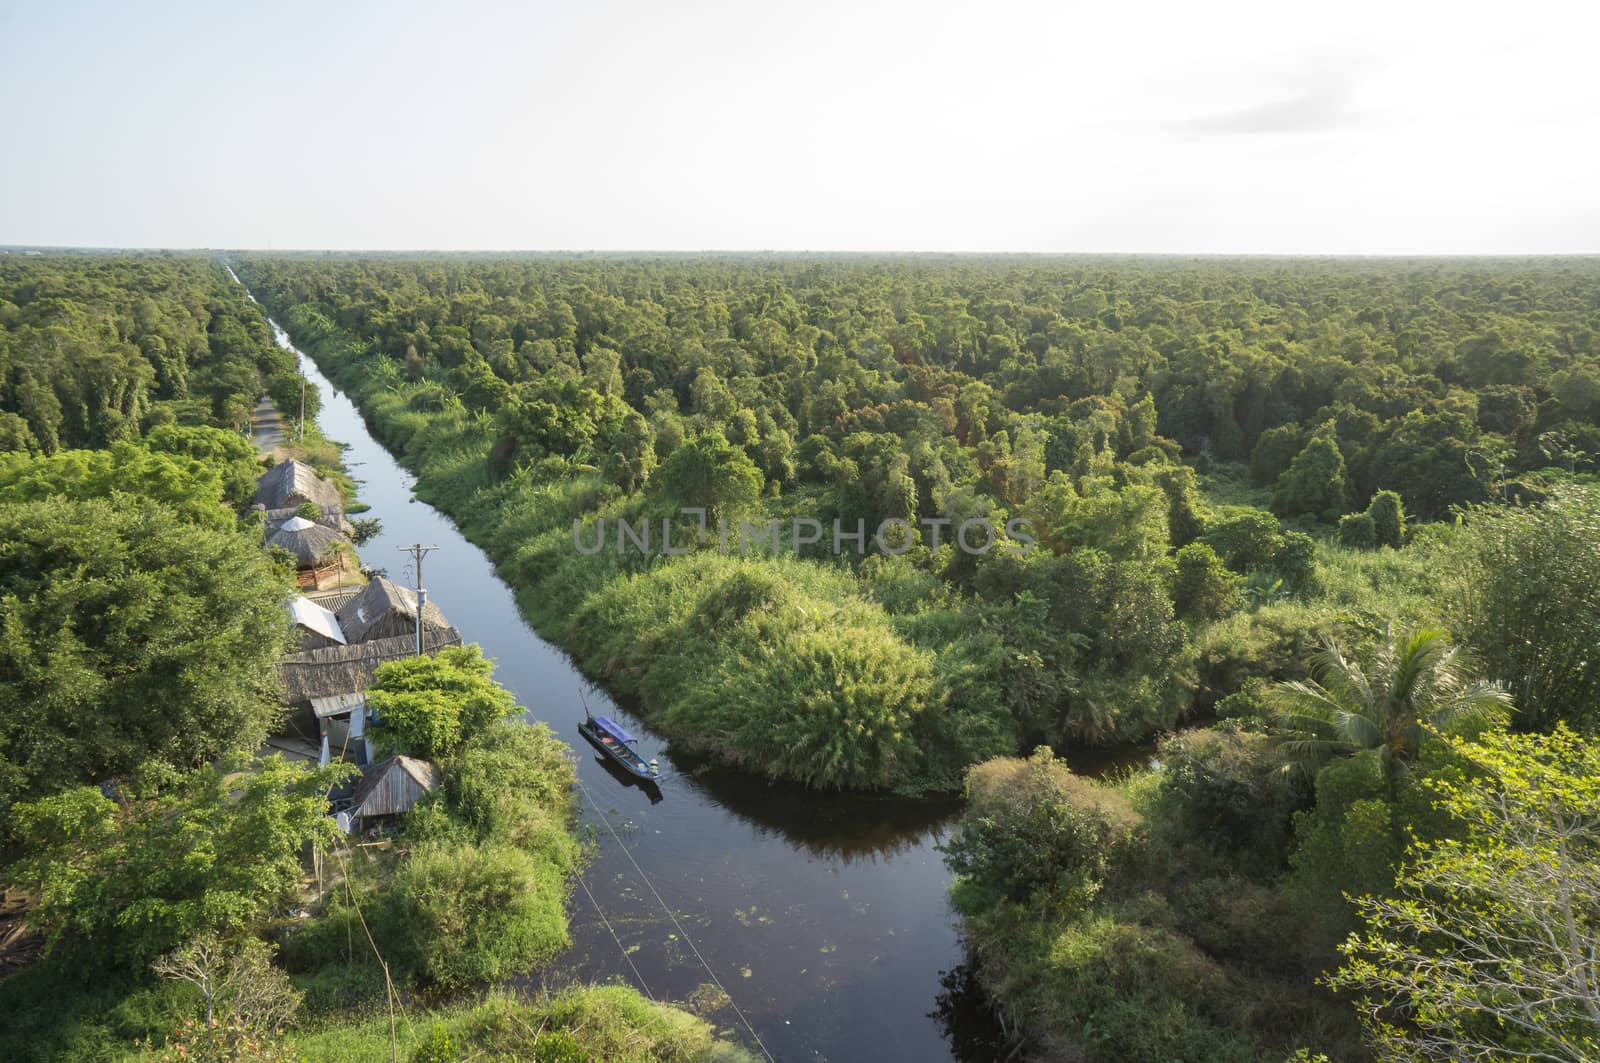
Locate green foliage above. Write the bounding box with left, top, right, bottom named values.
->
left=1152, top=728, right=1302, bottom=877
left=944, top=747, right=1141, bottom=908
left=366, top=644, right=521, bottom=761
left=1172, top=542, right=1243, bottom=623
left=1264, top=628, right=1511, bottom=783
left=293, top=501, right=322, bottom=521
left=1446, top=487, right=1600, bottom=732
left=439, top=719, right=577, bottom=851
left=1336, top=512, right=1375, bottom=549
left=387, top=840, right=571, bottom=988
left=1364, top=490, right=1404, bottom=548
left=235, top=253, right=1600, bottom=797
left=1202, top=508, right=1285, bottom=573
left=0, top=256, right=295, bottom=449
left=0, top=442, right=239, bottom=529
left=655, top=431, right=764, bottom=525
left=294, top=987, right=757, bottom=1063
left=1327, top=727, right=1600, bottom=1063
left=410, top=1025, right=458, bottom=1063
left=1338, top=490, right=1406, bottom=550
left=7, top=757, right=350, bottom=967
left=0, top=497, right=293, bottom=812
left=1272, top=423, right=1349, bottom=522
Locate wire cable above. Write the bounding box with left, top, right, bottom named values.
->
left=575, top=778, right=778, bottom=1063
left=573, top=864, right=655, bottom=1001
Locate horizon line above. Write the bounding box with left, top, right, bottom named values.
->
left=4, top=244, right=1600, bottom=260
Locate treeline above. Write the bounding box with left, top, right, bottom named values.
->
left=235, top=254, right=1600, bottom=791
left=0, top=255, right=317, bottom=453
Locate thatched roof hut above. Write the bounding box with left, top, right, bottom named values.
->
left=277, top=626, right=464, bottom=704
left=254, top=459, right=342, bottom=512
left=267, top=516, right=347, bottom=567
left=336, top=577, right=454, bottom=644
left=348, top=755, right=440, bottom=821
left=262, top=504, right=350, bottom=538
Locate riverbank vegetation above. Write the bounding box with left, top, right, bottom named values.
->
left=0, top=255, right=752, bottom=1062
left=234, top=253, right=1600, bottom=1060
left=239, top=255, right=1600, bottom=789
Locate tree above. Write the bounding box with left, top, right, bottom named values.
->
left=654, top=431, right=764, bottom=526
left=0, top=443, right=238, bottom=530
left=1448, top=488, right=1600, bottom=733
left=7, top=757, right=348, bottom=966
left=1326, top=727, right=1600, bottom=1063
left=943, top=747, right=1141, bottom=909
left=1272, top=421, right=1349, bottom=522
left=1338, top=511, right=1377, bottom=549
left=0, top=498, right=293, bottom=811
left=1265, top=628, right=1511, bottom=784
left=1366, top=490, right=1405, bottom=548
left=1172, top=542, right=1243, bottom=623
left=366, top=644, right=521, bottom=761
left=152, top=934, right=301, bottom=1032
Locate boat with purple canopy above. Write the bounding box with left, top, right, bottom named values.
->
left=579, top=712, right=660, bottom=780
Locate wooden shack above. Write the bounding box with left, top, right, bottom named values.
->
left=347, top=755, right=440, bottom=824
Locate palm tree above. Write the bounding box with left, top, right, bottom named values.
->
left=1265, top=627, right=1512, bottom=783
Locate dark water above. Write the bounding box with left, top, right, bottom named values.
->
left=235, top=275, right=1010, bottom=1063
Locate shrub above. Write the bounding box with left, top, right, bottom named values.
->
left=944, top=747, right=1142, bottom=908
left=1202, top=509, right=1284, bottom=573
left=1366, top=490, right=1405, bottom=547
left=367, top=645, right=522, bottom=761
left=1172, top=542, right=1243, bottom=623
left=1154, top=729, right=1303, bottom=877
left=442, top=720, right=577, bottom=854
left=388, top=841, right=571, bottom=988
left=1337, top=512, right=1375, bottom=549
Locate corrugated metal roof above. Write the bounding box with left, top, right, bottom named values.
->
left=309, top=691, right=365, bottom=720
left=289, top=596, right=347, bottom=645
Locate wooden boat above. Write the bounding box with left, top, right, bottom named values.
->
left=579, top=713, right=660, bottom=780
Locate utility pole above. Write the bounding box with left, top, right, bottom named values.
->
left=397, top=544, right=439, bottom=657
left=298, top=373, right=306, bottom=442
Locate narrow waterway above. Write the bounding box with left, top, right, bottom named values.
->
left=235, top=274, right=1007, bottom=1062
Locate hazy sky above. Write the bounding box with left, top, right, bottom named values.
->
left=2, top=0, right=1597, bottom=253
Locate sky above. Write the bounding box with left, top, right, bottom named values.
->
left=1, top=0, right=1597, bottom=254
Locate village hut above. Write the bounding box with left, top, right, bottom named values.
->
left=336, top=576, right=454, bottom=644
left=277, top=626, right=464, bottom=706
left=254, top=458, right=342, bottom=513
left=288, top=595, right=347, bottom=651
left=261, top=504, right=350, bottom=537
left=345, top=755, right=440, bottom=826
left=267, top=516, right=348, bottom=587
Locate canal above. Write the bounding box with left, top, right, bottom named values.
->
left=236, top=273, right=1006, bottom=1062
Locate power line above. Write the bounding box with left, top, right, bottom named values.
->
left=574, top=778, right=777, bottom=1063
left=573, top=865, right=654, bottom=1001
